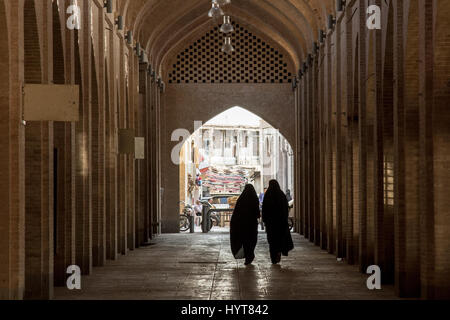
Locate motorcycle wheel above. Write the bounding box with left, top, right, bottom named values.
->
left=180, top=215, right=190, bottom=232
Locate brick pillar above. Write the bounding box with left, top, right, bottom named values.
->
left=147, top=69, right=154, bottom=239
left=344, top=7, right=355, bottom=265
left=393, top=0, right=421, bottom=297
left=357, top=0, right=368, bottom=272
left=91, top=46, right=106, bottom=267
left=139, top=62, right=150, bottom=244
left=156, top=80, right=163, bottom=234
left=318, top=46, right=327, bottom=250
left=300, top=74, right=306, bottom=237
left=365, top=31, right=376, bottom=270
left=147, top=70, right=155, bottom=239
left=149, top=72, right=156, bottom=237
left=334, top=20, right=344, bottom=258
left=312, top=53, right=321, bottom=247
left=294, top=84, right=301, bottom=234
left=431, top=0, right=450, bottom=299
left=105, top=26, right=118, bottom=260
left=23, top=0, right=54, bottom=300
left=325, top=34, right=334, bottom=254
left=0, top=0, right=25, bottom=300
left=62, top=0, right=76, bottom=286
left=419, top=0, right=450, bottom=299
left=372, top=0, right=386, bottom=284
left=118, top=41, right=128, bottom=255
left=418, top=0, right=435, bottom=299
left=304, top=65, right=310, bottom=240
left=74, top=0, right=92, bottom=275
left=53, top=0, right=67, bottom=288
left=127, top=53, right=136, bottom=251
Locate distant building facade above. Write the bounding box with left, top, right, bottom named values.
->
left=179, top=114, right=294, bottom=206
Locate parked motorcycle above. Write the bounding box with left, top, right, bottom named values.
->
left=179, top=201, right=193, bottom=232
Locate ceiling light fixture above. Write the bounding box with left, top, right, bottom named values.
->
left=328, top=14, right=336, bottom=30
left=104, top=0, right=113, bottom=14
left=220, top=16, right=234, bottom=34
left=208, top=0, right=224, bottom=19
left=336, top=0, right=346, bottom=12
left=125, top=30, right=133, bottom=45
left=115, top=15, right=123, bottom=30
left=221, top=37, right=234, bottom=54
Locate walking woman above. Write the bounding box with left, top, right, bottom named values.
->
left=230, top=184, right=261, bottom=265
left=262, top=180, right=294, bottom=264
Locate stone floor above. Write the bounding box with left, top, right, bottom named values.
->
left=54, top=230, right=399, bottom=300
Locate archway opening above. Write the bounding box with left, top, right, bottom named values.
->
left=179, top=107, right=294, bottom=233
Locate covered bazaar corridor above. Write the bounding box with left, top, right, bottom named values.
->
left=0, top=0, right=449, bottom=300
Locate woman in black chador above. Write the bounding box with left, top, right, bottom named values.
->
left=230, top=184, right=261, bottom=265
left=262, top=180, right=294, bottom=264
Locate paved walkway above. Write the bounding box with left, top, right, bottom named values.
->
left=54, top=230, right=398, bottom=300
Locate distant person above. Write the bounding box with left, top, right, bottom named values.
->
left=286, top=189, right=292, bottom=202
left=259, top=188, right=267, bottom=209
left=258, top=188, right=268, bottom=230
left=230, top=184, right=261, bottom=265
left=262, top=180, right=294, bottom=264
left=207, top=198, right=221, bottom=227
left=193, top=200, right=203, bottom=226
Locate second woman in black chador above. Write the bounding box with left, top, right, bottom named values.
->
left=262, top=180, right=294, bottom=264
left=230, top=184, right=260, bottom=265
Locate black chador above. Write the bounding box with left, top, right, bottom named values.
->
left=262, top=180, right=294, bottom=264
left=230, top=184, right=260, bottom=265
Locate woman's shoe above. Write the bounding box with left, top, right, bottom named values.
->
left=245, top=256, right=255, bottom=265
left=276, top=253, right=281, bottom=264
left=271, top=253, right=281, bottom=264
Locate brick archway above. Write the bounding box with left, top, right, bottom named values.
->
left=161, top=83, right=295, bottom=233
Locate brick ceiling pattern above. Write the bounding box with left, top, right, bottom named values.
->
left=168, top=22, right=293, bottom=84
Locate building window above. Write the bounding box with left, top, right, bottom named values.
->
left=384, top=155, right=394, bottom=206
left=253, top=132, right=260, bottom=156
left=225, top=131, right=231, bottom=148
left=266, top=137, right=272, bottom=156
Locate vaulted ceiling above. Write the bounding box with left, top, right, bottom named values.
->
left=115, top=0, right=336, bottom=73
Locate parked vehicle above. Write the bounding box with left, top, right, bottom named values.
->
left=179, top=201, right=193, bottom=232
left=288, top=200, right=294, bottom=231
left=199, top=199, right=222, bottom=231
